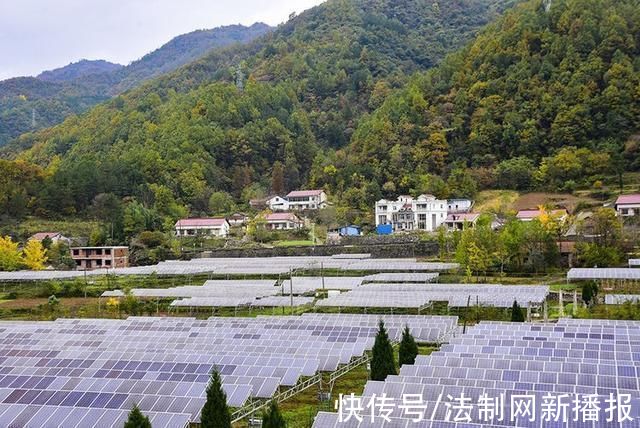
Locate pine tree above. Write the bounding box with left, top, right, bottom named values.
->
left=200, top=368, right=231, bottom=428
left=398, top=325, right=419, bottom=367
left=370, top=320, right=396, bottom=381
left=511, top=300, right=525, bottom=322
left=124, top=404, right=152, bottom=428
left=262, top=400, right=286, bottom=428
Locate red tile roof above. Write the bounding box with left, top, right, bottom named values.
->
left=265, top=213, right=301, bottom=222
left=516, top=209, right=567, bottom=219
left=446, top=213, right=480, bottom=222
left=616, top=194, right=640, bottom=205
left=175, top=218, right=227, bottom=228
left=286, top=189, right=323, bottom=198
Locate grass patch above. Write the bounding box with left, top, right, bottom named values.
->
left=1, top=217, right=100, bottom=242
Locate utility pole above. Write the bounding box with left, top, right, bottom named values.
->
left=289, top=268, right=294, bottom=314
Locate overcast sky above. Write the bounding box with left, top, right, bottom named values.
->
left=0, top=0, right=325, bottom=80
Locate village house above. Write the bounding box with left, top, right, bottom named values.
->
left=444, top=213, right=481, bottom=231
left=28, top=232, right=71, bottom=245
left=447, top=199, right=474, bottom=213
left=516, top=209, right=568, bottom=222
left=285, top=190, right=327, bottom=210
left=615, top=194, right=640, bottom=217
left=227, top=213, right=248, bottom=227
left=264, top=212, right=303, bottom=230
left=267, top=196, right=290, bottom=211
left=174, top=218, right=230, bottom=238
left=375, top=194, right=447, bottom=232
left=70, top=246, right=129, bottom=270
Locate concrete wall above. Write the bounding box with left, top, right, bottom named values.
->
left=195, top=238, right=438, bottom=259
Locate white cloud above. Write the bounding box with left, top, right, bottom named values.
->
left=0, top=0, right=324, bottom=80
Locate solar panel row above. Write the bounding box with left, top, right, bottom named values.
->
left=0, top=257, right=459, bottom=282
left=313, top=318, right=640, bottom=427
left=316, top=284, right=549, bottom=309
left=0, top=314, right=458, bottom=427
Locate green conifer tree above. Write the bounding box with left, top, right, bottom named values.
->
left=370, top=320, right=396, bottom=381
left=124, top=404, right=152, bottom=428
left=200, top=368, right=231, bottom=428
left=262, top=400, right=286, bottom=428
left=398, top=325, right=419, bottom=367
left=511, top=300, right=525, bottom=322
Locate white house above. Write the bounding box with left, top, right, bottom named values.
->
left=228, top=213, right=248, bottom=227
left=445, top=213, right=481, bottom=231
left=285, top=190, right=327, bottom=210
left=615, top=194, right=640, bottom=217
left=267, top=196, right=290, bottom=211
left=447, top=199, right=474, bottom=213
left=174, top=218, right=230, bottom=238
left=264, top=212, right=303, bottom=230
left=375, top=194, right=447, bottom=232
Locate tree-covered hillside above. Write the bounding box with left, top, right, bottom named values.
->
left=331, top=0, right=639, bottom=203
left=0, top=23, right=272, bottom=147
left=1, top=0, right=513, bottom=222
left=37, top=60, right=123, bottom=83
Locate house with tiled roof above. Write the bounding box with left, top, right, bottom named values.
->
left=28, top=232, right=70, bottom=245
left=516, top=209, right=568, bottom=222
left=615, top=194, right=640, bottom=217
left=174, top=218, right=230, bottom=238
left=285, top=189, right=327, bottom=210
left=264, top=212, right=303, bottom=230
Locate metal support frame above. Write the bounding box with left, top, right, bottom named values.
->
left=231, top=352, right=371, bottom=423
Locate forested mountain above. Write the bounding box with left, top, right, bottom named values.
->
left=6, top=0, right=638, bottom=232
left=3, top=0, right=514, bottom=224
left=317, top=0, right=640, bottom=206
left=0, top=23, right=272, bottom=146
left=37, top=60, right=123, bottom=83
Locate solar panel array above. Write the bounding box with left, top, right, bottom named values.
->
left=316, top=284, right=549, bottom=309
left=102, top=280, right=279, bottom=300
left=0, top=314, right=458, bottom=427
left=313, top=318, right=640, bottom=427
left=363, top=273, right=439, bottom=283
left=0, top=257, right=460, bottom=282
left=605, top=294, right=640, bottom=305
left=250, top=296, right=315, bottom=307
left=568, top=268, right=640, bottom=280
left=288, top=276, right=365, bottom=291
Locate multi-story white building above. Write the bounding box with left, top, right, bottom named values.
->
left=285, top=190, right=327, bottom=210
left=375, top=194, right=447, bottom=232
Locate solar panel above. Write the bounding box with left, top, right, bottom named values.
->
left=313, top=319, right=640, bottom=427
left=0, top=314, right=458, bottom=427
left=567, top=268, right=640, bottom=280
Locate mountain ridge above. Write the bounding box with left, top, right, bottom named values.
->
left=0, top=22, right=273, bottom=146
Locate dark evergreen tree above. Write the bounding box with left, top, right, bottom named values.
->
left=200, top=368, right=231, bottom=428
left=370, top=320, right=396, bottom=381
left=511, top=300, right=525, bottom=323
left=262, top=400, right=286, bottom=428
left=124, top=404, right=152, bottom=428
left=398, top=325, right=419, bottom=367
left=582, top=282, right=599, bottom=306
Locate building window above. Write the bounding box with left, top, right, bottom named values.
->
left=105, top=249, right=111, bottom=255
left=105, top=260, right=111, bottom=266
left=621, top=208, right=629, bottom=215
left=73, top=249, right=79, bottom=256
